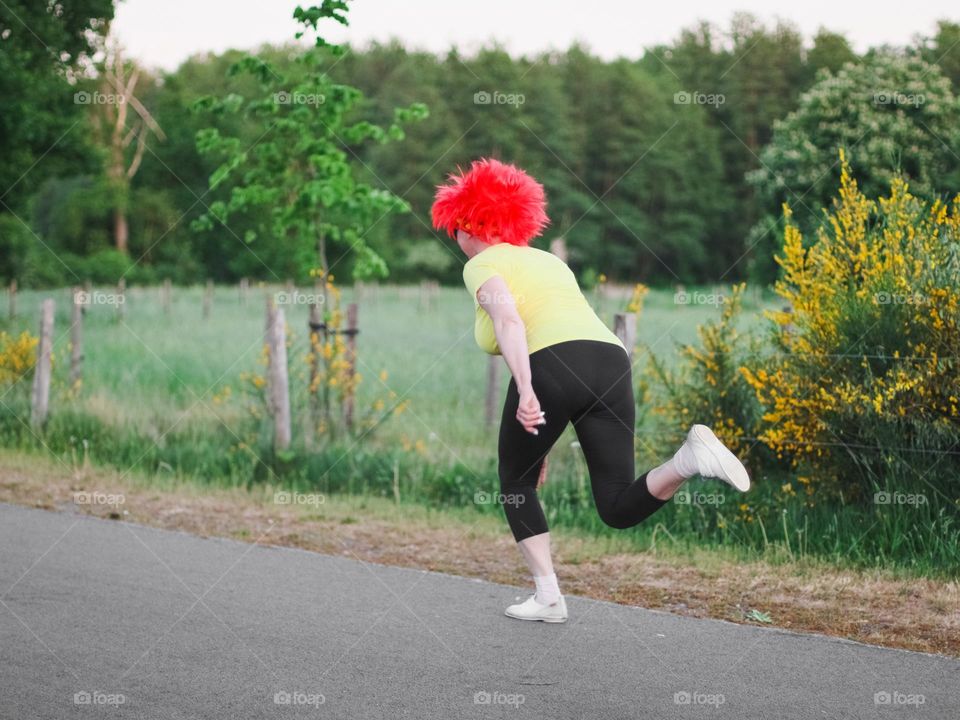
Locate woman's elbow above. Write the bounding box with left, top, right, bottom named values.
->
left=493, top=314, right=525, bottom=335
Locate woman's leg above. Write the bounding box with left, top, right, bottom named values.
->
left=498, top=368, right=570, bottom=605
left=517, top=532, right=554, bottom=576
left=645, top=458, right=690, bottom=500
left=569, top=344, right=677, bottom=528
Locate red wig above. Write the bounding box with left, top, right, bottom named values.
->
left=431, top=157, right=549, bottom=246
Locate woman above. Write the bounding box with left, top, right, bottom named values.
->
left=431, top=158, right=750, bottom=623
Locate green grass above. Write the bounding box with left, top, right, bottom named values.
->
left=1, top=282, right=957, bottom=577
left=2, top=282, right=764, bottom=461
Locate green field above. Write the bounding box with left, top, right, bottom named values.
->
left=1, top=282, right=764, bottom=462
left=2, top=283, right=957, bottom=576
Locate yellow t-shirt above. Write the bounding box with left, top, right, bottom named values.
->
left=462, top=243, right=626, bottom=355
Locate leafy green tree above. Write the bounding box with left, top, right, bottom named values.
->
left=325, top=40, right=463, bottom=277
left=0, top=0, right=113, bottom=215
left=747, top=53, right=960, bottom=283
left=808, top=29, right=858, bottom=76
left=191, top=2, right=428, bottom=284
left=642, top=14, right=815, bottom=280
left=919, top=20, right=960, bottom=91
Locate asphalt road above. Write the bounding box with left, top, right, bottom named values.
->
left=1, top=502, right=957, bottom=719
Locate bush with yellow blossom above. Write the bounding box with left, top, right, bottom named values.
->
left=237, top=270, right=407, bottom=451
left=0, top=331, right=40, bottom=386
left=646, top=282, right=764, bottom=466
left=740, top=149, right=960, bottom=497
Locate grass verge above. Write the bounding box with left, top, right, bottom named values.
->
left=1, top=447, right=957, bottom=657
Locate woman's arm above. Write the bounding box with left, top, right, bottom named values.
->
left=475, top=275, right=545, bottom=435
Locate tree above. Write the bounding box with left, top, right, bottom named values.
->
left=808, top=29, right=858, bottom=76
left=0, top=0, right=113, bottom=212
left=919, top=20, right=960, bottom=91
left=746, top=53, right=960, bottom=283
left=641, top=14, right=815, bottom=280
left=87, top=40, right=166, bottom=253
left=191, top=1, right=428, bottom=285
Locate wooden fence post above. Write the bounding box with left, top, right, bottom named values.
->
left=308, top=298, right=323, bottom=437
left=8, top=279, right=16, bottom=320
left=485, top=354, right=500, bottom=426
left=31, top=299, right=54, bottom=427
left=239, top=277, right=249, bottom=306
left=419, top=280, right=429, bottom=311
left=203, top=280, right=213, bottom=319
left=116, top=278, right=126, bottom=322
left=419, top=280, right=440, bottom=311
left=269, top=307, right=291, bottom=451
left=264, top=295, right=277, bottom=416
left=70, top=288, right=83, bottom=390
left=342, top=303, right=359, bottom=430
left=161, top=278, right=171, bottom=315
left=613, top=312, right=637, bottom=363
left=549, top=236, right=568, bottom=262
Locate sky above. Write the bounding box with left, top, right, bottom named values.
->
left=112, top=0, right=958, bottom=72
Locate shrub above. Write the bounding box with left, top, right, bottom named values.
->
left=747, top=53, right=960, bottom=283
left=645, top=283, right=765, bottom=467
left=0, top=331, right=39, bottom=386
left=740, top=149, right=960, bottom=499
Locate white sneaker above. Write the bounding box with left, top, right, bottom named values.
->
left=682, top=424, right=751, bottom=492
left=504, top=594, right=568, bottom=623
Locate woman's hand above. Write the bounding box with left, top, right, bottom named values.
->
left=516, top=384, right=546, bottom=435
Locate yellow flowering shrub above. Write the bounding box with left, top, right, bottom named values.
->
left=740, top=149, right=960, bottom=492
left=625, top=283, right=649, bottom=315
left=0, top=331, right=39, bottom=385
left=238, top=271, right=404, bottom=446
left=646, top=283, right=762, bottom=463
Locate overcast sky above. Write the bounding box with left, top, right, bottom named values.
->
left=112, top=0, right=957, bottom=72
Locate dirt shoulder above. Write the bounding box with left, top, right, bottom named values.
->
left=1, top=449, right=957, bottom=657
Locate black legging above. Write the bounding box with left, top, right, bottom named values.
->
left=497, top=339, right=668, bottom=542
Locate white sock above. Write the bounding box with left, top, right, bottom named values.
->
left=671, top=439, right=699, bottom=478
left=533, top=572, right=561, bottom=605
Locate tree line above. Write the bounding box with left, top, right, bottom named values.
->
left=2, top=3, right=960, bottom=287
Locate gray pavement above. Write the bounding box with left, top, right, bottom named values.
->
left=1, top=502, right=957, bottom=719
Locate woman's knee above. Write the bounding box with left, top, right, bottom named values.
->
left=595, top=500, right=635, bottom=530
